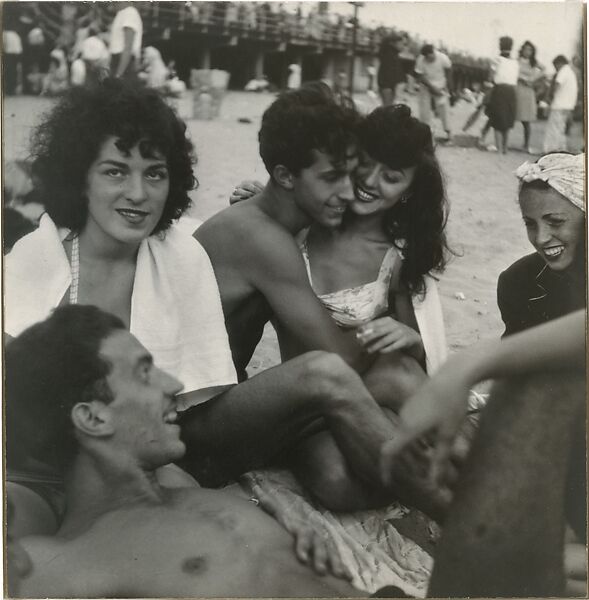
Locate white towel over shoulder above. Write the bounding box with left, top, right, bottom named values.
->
left=413, top=274, right=448, bottom=374
left=5, top=214, right=237, bottom=401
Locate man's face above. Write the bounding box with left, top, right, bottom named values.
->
left=292, top=147, right=358, bottom=228
left=424, top=51, right=435, bottom=63
left=100, top=330, right=185, bottom=468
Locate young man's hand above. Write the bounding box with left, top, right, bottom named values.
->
left=253, top=484, right=353, bottom=581
left=380, top=353, right=473, bottom=487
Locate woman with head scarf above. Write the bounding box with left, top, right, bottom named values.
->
left=497, top=152, right=585, bottom=336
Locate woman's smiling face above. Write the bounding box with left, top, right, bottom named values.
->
left=519, top=185, right=585, bottom=272
left=84, top=136, right=170, bottom=247
left=349, top=150, right=416, bottom=216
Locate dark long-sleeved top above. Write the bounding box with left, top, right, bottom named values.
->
left=497, top=252, right=585, bottom=337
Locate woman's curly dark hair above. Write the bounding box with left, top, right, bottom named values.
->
left=357, top=104, right=452, bottom=297
left=30, top=77, right=197, bottom=235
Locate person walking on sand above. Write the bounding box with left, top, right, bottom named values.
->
left=543, top=56, right=578, bottom=153
left=109, top=1, right=143, bottom=80
left=516, top=41, right=542, bottom=153
left=486, top=36, right=518, bottom=154
left=377, top=33, right=408, bottom=106
left=414, top=44, right=453, bottom=142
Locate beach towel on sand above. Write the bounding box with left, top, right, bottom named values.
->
left=240, top=278, right=450, bottom=597
left=242, top=469, right=433, bottom=597
left=5, top=213, right=236, bottom=402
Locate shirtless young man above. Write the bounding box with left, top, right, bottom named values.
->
left=6, top=306, right=359, bottom=598
left=184, top=84, right=441, bottom=514
left=8, top=308, right=584, bottom=598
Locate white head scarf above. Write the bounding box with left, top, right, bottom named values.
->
left=514, top=152, right=585, bottom=212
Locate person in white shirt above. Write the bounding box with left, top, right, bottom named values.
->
left=543, top=55, right=579, bottom=153
left=2, top=28, right=23, bottom=94
left=287, top=63, right=301, bottom=90
left=414, top=44, right=453, bottom=141
left=486, top=36, right=519, bottom=154
left=109, top=2, right=143, bottom=79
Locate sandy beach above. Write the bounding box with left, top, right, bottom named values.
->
left=3, top=91, right=583, bottom=374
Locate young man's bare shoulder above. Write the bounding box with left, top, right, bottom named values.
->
left=195, top=203, right=299, bottom=261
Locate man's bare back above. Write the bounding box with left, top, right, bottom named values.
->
left=17, top=486, right=358, bottom=598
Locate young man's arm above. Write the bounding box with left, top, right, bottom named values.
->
left=247, top=226, right=369, bottom=371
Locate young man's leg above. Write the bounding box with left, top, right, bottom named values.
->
left=290, top=419, right=452, bottom=519
left=363, top=350, right=428, bottom=413
left=380, top=87, right=394, bottom=106
left=429, top=371, right=584, bottom=597
left=418, top=88, right=433, bottom=126
left=436, top=96, right=451, bottom=138
left=180, top=351, right=398, bottom=487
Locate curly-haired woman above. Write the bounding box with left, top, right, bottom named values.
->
left=5, top=78, right=237, bottom=535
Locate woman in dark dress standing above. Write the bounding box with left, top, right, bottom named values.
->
left=377, top=33, right=407, bottom=106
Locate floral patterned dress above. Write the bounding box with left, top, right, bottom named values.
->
left=300, top=235, right=401, bottom=328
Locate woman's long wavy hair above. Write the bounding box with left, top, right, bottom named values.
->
left=518, top=40, right=537, bottom=69
left=357, top=105, right=452, bottom=297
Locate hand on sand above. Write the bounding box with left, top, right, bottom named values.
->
left=229, top=180, right=265, bottom=205
left=254, top=485, right=353, bottom=581
left=380, top=356, right=472, bottom=489
left=356, top=317, right=424, bottom=361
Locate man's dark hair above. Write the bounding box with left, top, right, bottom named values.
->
left=499, top=36, right=513, bottom=52
left=30, top=77, right=197, bottom=235
left=421, top=44, right=435, bottom=57
left=553, top=55, right=569, bottom=68
left=258, top=81, right=359, bottom=178
left=6, top=305, right=125, bottom=472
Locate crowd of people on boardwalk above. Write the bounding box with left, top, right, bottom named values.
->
left=4, top=68, right=586, bottom=597
left=2, top=2, right=184, bottom=97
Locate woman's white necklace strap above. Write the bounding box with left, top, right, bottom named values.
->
left=69, top=235, right=80, bottom=305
